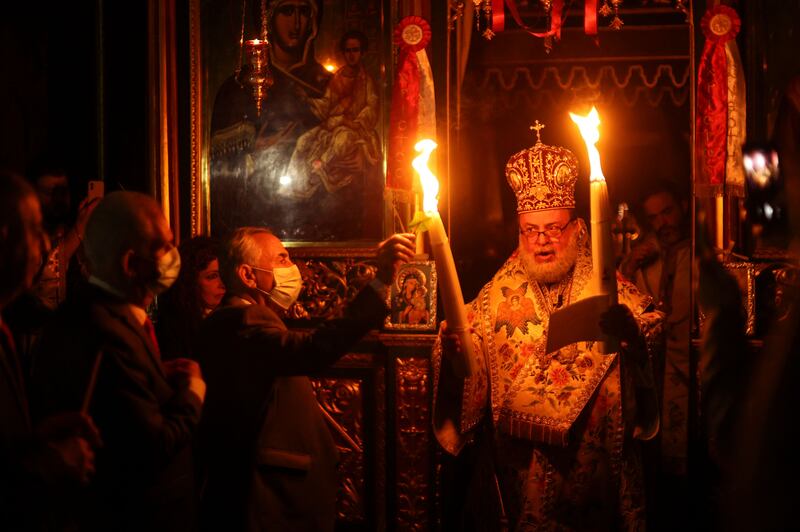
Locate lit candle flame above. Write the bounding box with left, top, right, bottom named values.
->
left=569, top=107, right=605, bottom=183
left=412, top=139, right=440, bottom=214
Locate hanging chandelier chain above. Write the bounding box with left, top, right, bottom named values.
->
left=260, top=0, right=268, bottom=41
left=237, top=0, right=247, bottom=78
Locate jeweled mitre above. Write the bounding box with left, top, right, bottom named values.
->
left=505, top=126, right=579, bottom=213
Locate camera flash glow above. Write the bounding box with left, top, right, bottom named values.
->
left=279, top=175, right=292, bottom=186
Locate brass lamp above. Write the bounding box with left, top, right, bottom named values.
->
left=243, top=37, right=274, bottom=117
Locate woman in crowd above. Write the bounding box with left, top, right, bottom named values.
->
left=156, top=236, right=226, bottom=359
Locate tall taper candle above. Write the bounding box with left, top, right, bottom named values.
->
left=412, top=139, right=476, bottom=377
left=590, top=180, right=619, bottom=304
left=570, top=107, right=618, bottom=354
left=427, top=212, right=477, bottom=377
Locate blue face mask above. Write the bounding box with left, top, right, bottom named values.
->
left=250, top=264, right=303, bottom=309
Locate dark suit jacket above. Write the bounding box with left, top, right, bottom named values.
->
left=30, top=285, right=202, bottom=532
left=196, top=286, right=388, bottom=532
left=1, top=326, right=38, bottom=531
left=1, top=319, right=69, bottom=531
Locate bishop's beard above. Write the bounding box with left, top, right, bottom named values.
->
left=519, top=227, right=580, bottom=285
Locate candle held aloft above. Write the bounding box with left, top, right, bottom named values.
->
left=570, top=107, right=618, bottom=353
left=427, top=213, right=477, bottom=377
left=569, top=107, right=618, bottom=306
left=589, top=180, right=618, bottom=303
left=412, top=139, right=477, bottom=377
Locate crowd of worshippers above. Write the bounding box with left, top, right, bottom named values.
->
left=0, top=166, right=416, bottom=531
left=1, top=150, right=796, bottom=531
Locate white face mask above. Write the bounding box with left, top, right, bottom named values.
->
left=250, top=264, right=303, bottom=310
left=147, top=246, right=181, bottom=295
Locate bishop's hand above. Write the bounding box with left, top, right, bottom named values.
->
left=439, top=321, right=462, bottom=359
left=599, top=303, right=641, bottom=347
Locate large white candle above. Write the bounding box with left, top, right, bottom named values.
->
left=570, top=108, right=618, bottom=353
left=413, top=139, right=477, bottom=377
left=589, top=180, right=618, bottom=303
left=427, top=212, right=477, bottom=376
left=569, top=108, right=618, bottom=304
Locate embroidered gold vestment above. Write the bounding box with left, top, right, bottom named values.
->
left=433, top=230, right=664, bottom=531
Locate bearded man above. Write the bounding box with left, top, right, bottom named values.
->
left=620, top=180, right=692, bottom=528
left=433, top=129, right=664, bottom=531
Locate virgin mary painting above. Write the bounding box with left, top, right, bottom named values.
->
left=208, top=0, right=385, bottom=242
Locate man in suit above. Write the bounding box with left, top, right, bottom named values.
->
left=197, top=227, right=415, bottom=531
left=0, top=171, right=98, bottom=530
left=31, top=191, right=206, bottom=531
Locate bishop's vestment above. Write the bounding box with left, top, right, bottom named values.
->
left=434, top=229, right=664, bottom=531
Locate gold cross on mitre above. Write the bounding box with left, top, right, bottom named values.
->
left=530, top=120, right=545, bottom=144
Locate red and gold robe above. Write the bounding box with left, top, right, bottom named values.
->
left=434, top=228, right=663, bottom=531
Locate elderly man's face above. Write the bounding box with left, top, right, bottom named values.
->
left=643, top=191, right=685, bottom=247
left=518, top=209, right=580, bottom=284
left=519, top=209, right=575, bottom=261
left=273, top=0, right=312, bottom=52
left=147, top=213, right=175, bottom=262
left=128, top=210, right=176, bottom=294
left=250, top=232, right=293, bottom=293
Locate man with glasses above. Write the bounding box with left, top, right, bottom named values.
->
left=433, top=127, right=664, bottom=530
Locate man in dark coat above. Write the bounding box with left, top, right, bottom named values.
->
left=0, top=172, right=98, bottom=531
left=197, top=227, right=415, bottom=531
left=31, top=191, right=206, bottom=531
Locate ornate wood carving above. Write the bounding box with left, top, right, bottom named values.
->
left=311, top=378, right=366, bottom=523
left=288, top=257, right=378, bottom=320
left=375, top=365, right=387, bottom=531
left=306, top=339, right=436, bottom=529
left=395, top=357, right=432, bottom=531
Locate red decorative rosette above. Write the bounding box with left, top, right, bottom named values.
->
left=700, top=5, right=741, bottom=43
left=393, top=16, right=432, bottom=52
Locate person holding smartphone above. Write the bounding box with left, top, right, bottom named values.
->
left=4, top=161, right=102, bottom=372
left=23, top=160, right=101, bottom=310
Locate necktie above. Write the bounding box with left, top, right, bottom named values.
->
left=142, top=318, right=162, bottom=361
